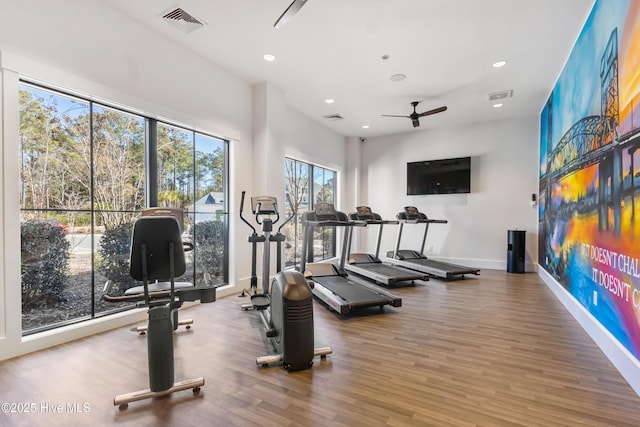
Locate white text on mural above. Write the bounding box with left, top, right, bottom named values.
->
left=582, top=243, right=640, bottom=309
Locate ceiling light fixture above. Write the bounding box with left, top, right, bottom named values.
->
left=492, top=60, right=507, bottom=68
left=493, top=103, right=503, bottom=108
left=325, top=99, right=335, bottom=104
left=263, top=53, right=276, bottom=62
left=362, top=125, right=370, bottom=129
left=390, top=73, right=406, bottom=82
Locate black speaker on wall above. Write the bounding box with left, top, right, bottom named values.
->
left=507, top=230, right=526, bottom=274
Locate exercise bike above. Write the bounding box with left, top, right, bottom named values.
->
left=102, top=213, right=216, bottom=409
left=239, top=191, right=332, bottom=371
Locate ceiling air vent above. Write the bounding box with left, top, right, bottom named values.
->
left=323, top=113, right=344, bottom=121
left=160, top=7, right=206, bottom=33
left=488, top=90, right=514, bottom=101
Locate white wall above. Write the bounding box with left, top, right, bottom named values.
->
left=359, top=117, right=540, bottom=269
left=345, top=137, right=363, bottom=211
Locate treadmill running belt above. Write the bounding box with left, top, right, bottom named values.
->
left=358, top=263, right=421, bottom=280
left=419, top=259, right=475, bottom=273
left=315, top=276, right=393, bottom=306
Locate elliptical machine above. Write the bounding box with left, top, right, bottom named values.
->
left=239, top=191, right=332, bottom=371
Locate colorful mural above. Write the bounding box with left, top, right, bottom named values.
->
left=539, top=0, right=640, bottom=361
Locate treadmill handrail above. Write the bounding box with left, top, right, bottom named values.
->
left=392, top=208, right=448, bottom=259
left=399, top=218, right=447, bottom=225
left=347, top=209, right=399, bottom=226
left=303, top=219, right=350, bottom=227
left=303, top=219, right=367, bottom=228
left=300, top=205, right=404, bottom=313
left=359, top=219, right=399, bottom=226
left=300, top=206, right=366, bottom=275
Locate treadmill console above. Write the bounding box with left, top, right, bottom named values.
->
left=356, top=206, right=373, bottom=219
left=401, top=206, right=423, bottom=220
left=302, top=203, right=349, bottom=223
left=315, top=203, right=339, bottom=220
left=355, top=206, right=376, bottom=220
left=405, top=206, right=418, bottom=216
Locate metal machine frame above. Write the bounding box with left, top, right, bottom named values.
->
left=345, top=206, right=428, bottom=286
left=301, top=203, right=402, bottom=314
left=387, top=206, right=480, bottom=280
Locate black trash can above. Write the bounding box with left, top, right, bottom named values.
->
left=507, top=230, right=526, bottom=273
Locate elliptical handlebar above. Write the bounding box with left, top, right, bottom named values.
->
left=239, top=191, right=257, bottom=235
left=241, top=192, right=297, bottom=233
left=277, top=193, right=296, bottom=234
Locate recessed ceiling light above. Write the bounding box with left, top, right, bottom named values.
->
left=493, top=103, right=503, bottom=108
left=390, top=73, right=406, bottom=82
left=492, top=60, right=507, bottom=68
left=263, top=53, right=276, bottom=62
left=362, top=125, right=370, bottom=129
left=325, top=98, right=335, bottom=104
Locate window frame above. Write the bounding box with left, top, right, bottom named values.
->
left=18, top=79, right=229, bottom=335
left=284, top=157, right=337, bottom=268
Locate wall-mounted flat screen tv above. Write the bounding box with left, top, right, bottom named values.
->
left=407, top=156, right=471, bottom=195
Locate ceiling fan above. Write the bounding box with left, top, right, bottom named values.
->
left=382, top=101, right=447, bottom=128
left=274, top=0, right=309, bottom=29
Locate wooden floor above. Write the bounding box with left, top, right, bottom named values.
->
left=2, top=269, right=640, bottom=426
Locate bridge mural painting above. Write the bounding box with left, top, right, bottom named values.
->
left=539, top=0, right=640, bottom=361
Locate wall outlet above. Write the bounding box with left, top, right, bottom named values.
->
left=593, top=290, right=598, bottom=306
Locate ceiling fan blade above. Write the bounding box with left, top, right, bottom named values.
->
left=274, top=0, right=309, bottom=29
left=412, top=119, right=420, bottom=128
left=418, top=106, right=447, bottom=117
left=381, top=114, right=410, bottom=118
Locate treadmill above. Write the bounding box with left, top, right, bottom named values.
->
left=386, top=206, right=480, bottom=280
left=300, top=203, right=402, bottom=315
left=344, top=206, right=428, bottom=286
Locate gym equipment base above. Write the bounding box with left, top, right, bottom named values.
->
left=133, top=318, right=193, bottom=334
left=256, top=346, right=333, bottom=367
left=114, top=377, right=204, bottom=409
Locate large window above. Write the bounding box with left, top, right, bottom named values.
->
left=18, top=82, right=228, bottom=335
left=156, top=123, right=228, bottom=287
left=284, top=158, right=337, bottom=268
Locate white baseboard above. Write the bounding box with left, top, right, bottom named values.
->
left=430, top=256, right=538, bottom=273
left=538, top=267, right=640, bottom=396
left=0, top=309, right=148, bottom=361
